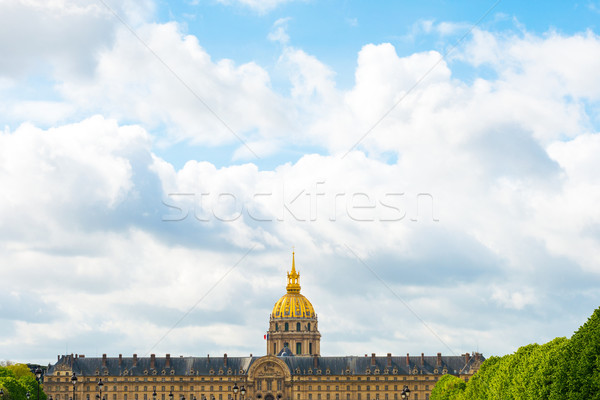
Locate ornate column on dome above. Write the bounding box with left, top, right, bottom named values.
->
left=266, top=252, right=321, bottom=356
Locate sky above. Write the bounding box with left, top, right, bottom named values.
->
left=1, top=0, right=600, bottom=366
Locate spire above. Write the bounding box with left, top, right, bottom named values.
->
left=286, top=251, right=301, bottom=294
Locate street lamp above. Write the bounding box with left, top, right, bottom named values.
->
left=169, top=391, right=174, bottom=400
left=97, top=379, right=104, bottom=400
left=232, top=384, right=239, bottom=400
left=26, top=392, right=31, bottom=400
left=1, top=388, right=4, bottom=399
left=71, top=373, right=78, bottom=400
left=239, top=387, right=246, bottom=400
left=400, top=386, right=410, bottom=400
left=35, top=368, right=43, bottom=400
left=153, top=390, right=157, bottom=400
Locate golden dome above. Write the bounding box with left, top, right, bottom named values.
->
left=271, top=253, right=316, bottom=319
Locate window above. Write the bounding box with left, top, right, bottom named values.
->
left=309, top=343, right=312, bottom=355
left=277, top=381, right=282, bottom=391
left=275, top=323, right=278, bottom=331
left=308, top=323, right=311, bottom=331
left=308, top=395, right=312, bottom=400
left=285, top=323, right=289, bottom=331
left=296, top=343, right=302, bottom=355
left=296, top=322, right=301, bottom=331
left=273, top=343, right=277, bottom=354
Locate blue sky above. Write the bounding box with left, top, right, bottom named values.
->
left=1, top=0, right=600, bottom=365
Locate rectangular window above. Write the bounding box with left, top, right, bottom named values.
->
left=296, top=343, right=302, bottom=355
left=308, top=395, right=312, bottom=400
left=309, top=343, right=312, bottom=354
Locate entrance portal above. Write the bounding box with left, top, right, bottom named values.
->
left=264, top=395, right=275, bottom=400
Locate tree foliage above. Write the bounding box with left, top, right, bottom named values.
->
left=0, top=364, right=46, bottom=400
left=430, top=374, right=466, bottom=400
left=431, top=306, right=600, bottom=400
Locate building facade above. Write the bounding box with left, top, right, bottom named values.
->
left=44, top=254, right=483, bottom=400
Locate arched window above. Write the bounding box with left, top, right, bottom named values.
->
left=307, top=323, right=311, bottom=331
left=275, top=323, right=278, bottom=331
left=296, top=322, right=301, bottom=331
left=285, top=322, right=289, bottom=331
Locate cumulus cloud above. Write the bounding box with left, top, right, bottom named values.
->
left=2, top=10, right=600, bottom=363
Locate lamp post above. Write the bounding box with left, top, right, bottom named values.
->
left=1, top=388, right=4, bottom=400
left=97, top=379, right=104, bottom=400
left=71, top=373, right=78, bottom=400
left=400, top=386, right=410, bottom=400
left=232, top=384, right=239, bottom=400
left=35, top=368, right=43, bottom=400
left=169, top=391, right=174, bottom=400
left=239, top=387, right=245, bottom=400
left=153, top=390, right=157, bottom=400
left=26, top=392, right=31, bottom=400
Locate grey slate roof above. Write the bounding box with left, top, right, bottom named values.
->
left=49, top=353, right=483, bottom=377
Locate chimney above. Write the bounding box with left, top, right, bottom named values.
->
left=133, top=354, right=138, bottom=367
left=406, top=353, right=410, bottom=366
left=475, top=353, right=480, bottom=362
left=102, top=354, right=107, bottom=367
left=166, top=354, right=171, bottom=368
left=313, top=355, right=319, bottom=368
left=387, top=353, right=392, bottom=367
left=58, top=355, right=60, bottom=361
left=80, top=355, right=85, bottom=358
left=224, top=353, right=227, bottom=367
left=420, top=353, right=424, bottom=366
left=119, top=354, right=123, bottom=366
left=464, top=353, right=470, bottom=364
left=150, top=354, right=156, bottom=369
left=436, top=353, right=442, bottom=367
left=371, top=353, right=376, bottom=366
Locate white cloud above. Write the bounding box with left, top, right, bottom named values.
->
left=268, top=17, right=292, bottom=44
left=2, top=10, right=600, bottom=364
left=216, top=0, right=298, bottom=14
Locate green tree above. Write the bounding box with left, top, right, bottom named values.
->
left=430, top=374, right=466, bottom=400
left=552, top=307, right=600, bottom=400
